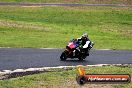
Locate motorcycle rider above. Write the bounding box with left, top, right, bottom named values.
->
left=77, top=33, right=93, bottom=56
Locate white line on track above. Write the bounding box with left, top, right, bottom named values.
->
left=0, top=64, right=125, bottom=74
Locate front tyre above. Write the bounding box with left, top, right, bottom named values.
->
left=60, top=52, right=67, bottom=61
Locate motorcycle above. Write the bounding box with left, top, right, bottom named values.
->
left=60, top=39, right=94, bottom=61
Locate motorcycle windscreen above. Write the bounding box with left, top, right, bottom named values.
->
left=68, top=42, right=75, bottom=49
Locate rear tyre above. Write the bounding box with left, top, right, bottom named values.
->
left=60, top=52, right=67, bottom=61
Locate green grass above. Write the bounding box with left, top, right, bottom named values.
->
left=0, top=65, right=132, bottom=88
left=0, top=6, right=132, bottom=49
left=0, top=0, right=132, bottom=5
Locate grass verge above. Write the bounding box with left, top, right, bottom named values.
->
left=0, top=6, right=132, bottom=49
left=0, top=65, right=132, bottom=88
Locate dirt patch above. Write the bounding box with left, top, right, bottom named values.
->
left=22, top=6, right=43, bottom=7
left=64, top=0, right=80, bottom=3
left=0, top=20, right=52, bottom=31
left=63, top=78, right=115, bottom=88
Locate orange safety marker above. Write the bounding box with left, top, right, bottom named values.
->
left=77, top=65, right=86, bottom=76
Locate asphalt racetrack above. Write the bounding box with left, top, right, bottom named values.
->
left=0, top=48, right=132, bottom=71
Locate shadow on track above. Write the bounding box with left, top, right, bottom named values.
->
left=59, top=59, right=99, bottom=65
left=60, top=59, right=87, bottom=62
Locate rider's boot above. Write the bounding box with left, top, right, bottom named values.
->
left=86, top=48, right=90, bottom=56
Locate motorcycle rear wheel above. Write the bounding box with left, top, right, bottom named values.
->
left=60, top=52, right=67, bottom=61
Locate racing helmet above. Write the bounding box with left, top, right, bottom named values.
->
left=82, top=33, right=88, bottom=38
